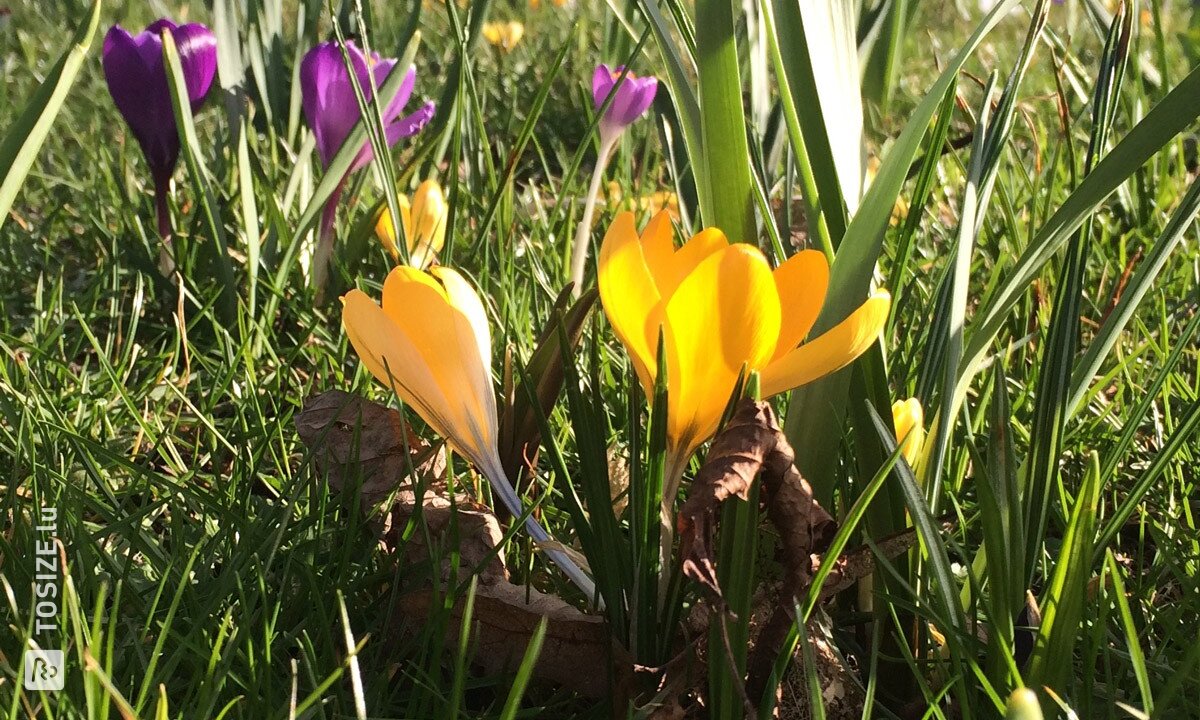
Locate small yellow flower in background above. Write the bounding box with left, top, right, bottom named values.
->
left=374, top=179, right=447, bottom=268
left=891, top=397, right=925, bottom=467
left=342, top=266, right=595, bottom=596
left=605, top=181, right=681, bottom=223
left=482, top=21, right=524, bottom=52
left=530, top=0, right=571, bottom=8
left=598, top=210, right=890, bottom=488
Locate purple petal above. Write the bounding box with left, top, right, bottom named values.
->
left=302, top=41, right=394, bottom=167
left=302, top=40, right=426, bottom=171
left=373, top=61, right=415, bottom=124
left=386, top=100, right=436, bottom=143
left=171, top=23, right=218, bottom=110
left=302, top=42, right=365, bottom=167
left=103, top=23, right=176, bottom=185
left=348, top=100, right=436, bottom=174
left=137, top=19, right=173, bottom=68
left=591, top=64, right=617, bottom=111
left=608, top=76, right=657, bottom=127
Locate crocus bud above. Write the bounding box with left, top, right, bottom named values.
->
left=891, top=398, right=925, bottom=467
left=591, top=64, right=658, bottom=143
left=1004, top=689, right=1043, bottom=720
left=102, top=20, right=217, bottom=192
left=375, top=179, right=447, bottom=268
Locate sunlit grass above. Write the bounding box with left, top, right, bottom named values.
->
left=1, top=0, right=1198, bottom=718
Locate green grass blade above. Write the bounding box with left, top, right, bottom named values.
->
left=766, top=0, right=853, bottom=244
left=1022, top=2, right=1131, bottom=580
left=956, top=62, right=1200, bottom=416
left=0, top=0, right=101, bottom=230
left=1104, top=551, right=1154, bottom=715
left=1093, top=398, right=1200, bottom=561
left=1068, top=175, right=1200, bottom=414
left=867, top=403, right=963, bottom=634
left=786, top=0, right=1018, bottom=486
left=812, top=0, right=1018, bottom=335
left=498, top=618, right=548, bottom=720
left=1027, top=452, right=1102, bottom=702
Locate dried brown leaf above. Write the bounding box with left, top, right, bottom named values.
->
left=677, top=401, right=778, bottom=596
left=676, top=400, right=833, bottom=599
left=295, top=390, right=446, bottom=508
left=296, top=391, right=620, bottom=698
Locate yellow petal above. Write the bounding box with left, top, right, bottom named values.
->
left=598, top=212, right=662, bottom=396
left=374, top=194, right=413, bottom=259
left=759, top=291, right=891, bottom=399
left=771, top=249, right=830, bottom=361
left=409, top=179, right=447, bottom=268
left=655, top=226, right=729, bottom=300
left=639, top=209, right=676, bottom=283
left=892, top=398, right=924, bottom=466
left=342, top=289, right=458, bottom=446
left=661, top=244, right=781, bottom=455
left=430, top=266, right=492, bottom=375
left=377, top=267, right=498, bottom=460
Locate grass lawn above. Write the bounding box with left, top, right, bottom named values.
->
left=1, top=0, right=1198, bottom=717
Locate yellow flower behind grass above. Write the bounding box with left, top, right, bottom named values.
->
left=374, top=179, right=447, bottom=268
left=891, top=397, right=925, bottom=468
left=482, top=21, right=524, bottom=52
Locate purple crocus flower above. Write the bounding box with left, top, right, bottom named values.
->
left=591, top=64, right=658, bottom=143
left=300, top=40, right=435, bottom=295
left=568, top=65, right=659, bottom=295
left=103, top=20, right=217, bottom=243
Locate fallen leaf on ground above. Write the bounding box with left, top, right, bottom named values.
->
left=296, top=391, right=620, bottom=697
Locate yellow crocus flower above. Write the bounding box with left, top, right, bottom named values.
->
left=482, top=21, right=524, bottom=52
left=342, top=266, right=595, bottom=596
left=374, top=179, right=447, bottom=268
left=891, top=397, right=925, bottom=468
left=598, top=210, right=890, bottom=487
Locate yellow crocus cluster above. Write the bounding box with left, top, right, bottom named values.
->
left=482, top=21, right=524, bottom=52
left=343, top=209, right=893, bottom=592
left=597, top=210, right=890, bottom=484
left=374, top=179, right=447, bottom=268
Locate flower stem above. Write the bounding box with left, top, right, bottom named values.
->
left=568, top=134, right=618, bottom=297
left=312, top=189, right=341, bottom=302
left=657, top=448, right=689, bottom=596
left=154, top=178, right=175, bottom=276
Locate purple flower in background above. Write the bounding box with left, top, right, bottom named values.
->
left=300, top=40, right=435, bottom=296
left=568, top=65, right=659, bottom=294
left=591, top=64, right=657, bottom=143
left=103, top=19, right=217, bottom=245
left=301, top=41, right=435, bottom=171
